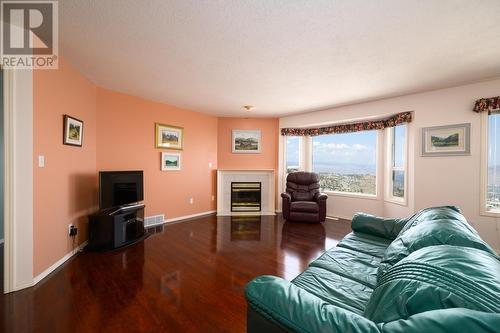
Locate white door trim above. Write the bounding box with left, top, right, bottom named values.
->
left=3, top=67, right=34, bottom=293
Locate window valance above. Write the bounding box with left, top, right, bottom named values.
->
left=473, top=96, right=500, bottom=113
left=280, top=111, right=413, bottom=136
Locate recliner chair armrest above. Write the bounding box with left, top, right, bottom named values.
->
left=281, top=192, right=292, bottom=201
left=245, top=275, right=380, bottom=333
left=351, top=213, right=407, bottom=240
left=314, top=192, right=328, bottom=202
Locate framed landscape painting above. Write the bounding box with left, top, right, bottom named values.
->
left=232, top=129, right=261, bottom=154
left=421, top=123, right=470, bottom=156
left=63, top=115, right=84, bottom=147
left=155, top=123, right=183, bottom=150
left=161, top=152, right=181, bottom=171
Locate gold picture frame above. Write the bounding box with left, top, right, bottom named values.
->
left=155, top=123, right=184, bottom=150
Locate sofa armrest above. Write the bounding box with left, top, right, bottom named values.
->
left=314, top=192, right=328, bottom=202
left=351, top=213, right=407, bottom=240
left=281, top=192, right=292, bottom=201
left=245, top=275, right=380, bottom=333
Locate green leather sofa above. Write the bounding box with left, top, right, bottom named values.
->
left=245, top=206, right=500, bottom=333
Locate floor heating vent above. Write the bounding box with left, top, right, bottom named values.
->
left=144, top=214, right=165, bottom=228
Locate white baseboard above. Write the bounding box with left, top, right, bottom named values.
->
left=164, top=210, right=216, bottom=224
left=33, top=241, right=88, bottom=286
left=12, top=281, right=36, bottom=292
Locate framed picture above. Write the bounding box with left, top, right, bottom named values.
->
left=232, top=129, right=261, bottom=153
left=421, top=123, right=471, bottom=156
left=63, top=115, right=84, bottom=147
left=155, top=123, right=183, bottom=150
left=161, top=152, right=181, bottom=171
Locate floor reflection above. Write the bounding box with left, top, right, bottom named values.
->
left=230, top=216, right=261, bottom=241
left=280, top=222, right=326, bottom=280
left=161, top=271, right=181, bottom=309
left=216, top=215, right=275, bottom=252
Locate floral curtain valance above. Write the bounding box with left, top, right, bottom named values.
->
left=473, top=96, right=500, bottom=113
left=281, top=111, right=413, bottom=136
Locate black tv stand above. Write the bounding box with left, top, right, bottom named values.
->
left=88, top=203, right=145, bottom=251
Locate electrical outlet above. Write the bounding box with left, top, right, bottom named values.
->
left=208, top=162, right=213, bottom=168
left=68, top=224, right=78, bottom=237
left=189, top=198, right=194, bottom=205
left=38, top=155, right=45, bottom=168
left=211, top=195, right=215, bottom=201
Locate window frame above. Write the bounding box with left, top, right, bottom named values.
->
left=480, top=110, right=500, bottom=217
left=385, top=124, right=408, bottom=205
left=310, top=130, right=381, bottom=199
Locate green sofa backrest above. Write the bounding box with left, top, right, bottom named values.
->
left=365, top=245, right=500, bottom=323
left=377, top=207, right=497, bottom=278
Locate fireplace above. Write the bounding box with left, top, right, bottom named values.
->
left=231, top=182, right=261, bottom=212
left=217, top=170, right=274, bottom=216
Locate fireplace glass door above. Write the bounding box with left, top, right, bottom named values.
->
left=231, top=182, right=261, bottom=212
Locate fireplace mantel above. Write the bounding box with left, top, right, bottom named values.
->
left=217, top=170, right=275, bottom=216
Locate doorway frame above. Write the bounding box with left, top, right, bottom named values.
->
left=3, top=67, right=34, bottom=293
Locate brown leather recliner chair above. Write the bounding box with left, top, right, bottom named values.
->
left=281, top=172, right=328, bottom=223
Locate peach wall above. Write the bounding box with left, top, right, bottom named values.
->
left=33, top=58, right=98, bottom=276
left=96, top=89, right=218, bottom=219
left=217, top=117, right=279, bottom=171
left=32, top=65, right=277, bottom=277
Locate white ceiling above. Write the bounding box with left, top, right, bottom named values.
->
left=60, top=0, right=500, bottom=117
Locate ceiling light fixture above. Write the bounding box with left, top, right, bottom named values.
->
left=243, top=105, right=254, bottom=112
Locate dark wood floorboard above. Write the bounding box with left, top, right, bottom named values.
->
left=0, top=215, right=351, bottom=333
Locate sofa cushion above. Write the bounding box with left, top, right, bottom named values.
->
left=290, top=201, right=319, bottom=213
left=365, top=245, right=500, bottom=323
left=291, top=190, right=314, bottom=201
left=337, top=232, right=392, bottom=258
left=377, top=207, right=497, bottom=279
left=381, top=308, right=500, bottom=333
left=291, top=266, right=373, bottom=315
left=310, top=246, right=381, bottom=288
left=351, top=212, right=408, bottom=240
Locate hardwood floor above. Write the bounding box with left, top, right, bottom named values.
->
left=0, top=214, right=351, bottom=333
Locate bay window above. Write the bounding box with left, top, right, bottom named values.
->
left=311, top=131, right=377, bottom=195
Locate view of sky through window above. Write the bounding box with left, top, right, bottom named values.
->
left=286, top=136, right=300, bottom=173
left=487, top=112, right=500, bottom=212
left=312, top=131, right=377, bottom=194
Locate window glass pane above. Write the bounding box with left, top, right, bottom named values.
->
left=392, top=170, right=404, bottom=198
left=393, top=125, right=405, bottom=168
left=285, top=136, right=300, bottom=174
left=312, top=131, right=377, bottom=194
left=487, top=113, right=500, bottom=212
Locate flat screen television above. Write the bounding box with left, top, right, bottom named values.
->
left=99, top=171, right=144, bottom=210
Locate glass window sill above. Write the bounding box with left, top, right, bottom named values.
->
left=323, top=190, right=379, bottom=200
left=480, top=210, right=500, bottom=218
left=384, top=197, right=407, bottom=206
